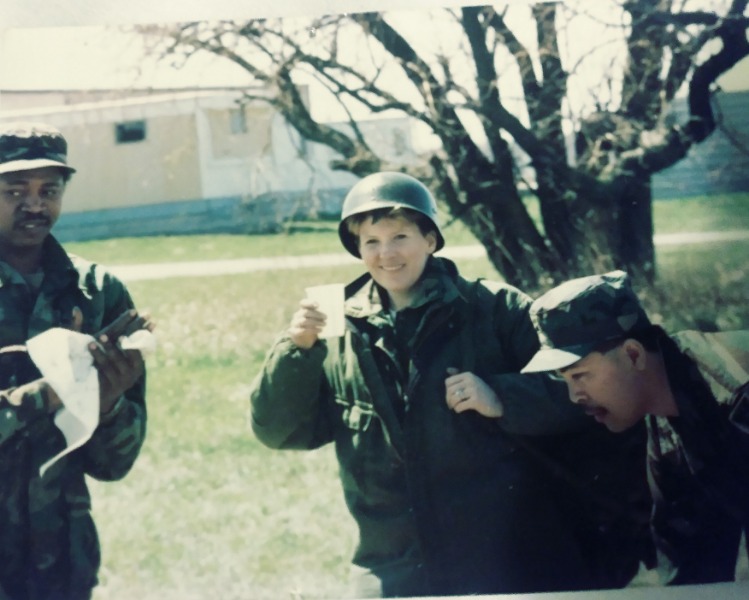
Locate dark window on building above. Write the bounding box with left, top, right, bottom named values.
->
left=115, top=120, right=146, bottom=144
left=230, top=108, right=247, bottom=135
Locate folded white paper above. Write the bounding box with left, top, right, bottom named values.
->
left=26, top=327, right=156, bottom=477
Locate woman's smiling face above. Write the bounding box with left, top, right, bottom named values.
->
left=357, top=214, right=437, bottom=311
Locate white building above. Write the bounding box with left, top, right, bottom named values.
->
left=0, top=87, right=421, bottom=241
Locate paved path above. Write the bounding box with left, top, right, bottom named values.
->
left=110, top=229, right=749, bottom=282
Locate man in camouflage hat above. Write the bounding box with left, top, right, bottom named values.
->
left=522, top=270, right=749, bottom=585
left=0, top=122, right=150, bottom=599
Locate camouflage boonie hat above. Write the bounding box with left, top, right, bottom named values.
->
left=521, top=270, right=651, bottom=373
left=0, top=122, right=76, bottom=175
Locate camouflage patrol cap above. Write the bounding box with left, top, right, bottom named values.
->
left=521, top=270, right=651, bottom=373
left=0, top=122, right=76, bottom=175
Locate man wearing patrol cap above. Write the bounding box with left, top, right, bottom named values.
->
left=523, top=270, right=749, bottom=585
left=0, top=122, right=151, bottom=599
left=250, top=172, right=652, bottom=597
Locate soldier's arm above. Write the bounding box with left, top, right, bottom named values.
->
left=80, top=373, right=147, bottom=481
left=483, top=284, right=589, bottom=435
left=79, top=309, right=151, bottom=481
left=76, top=275, right=150, bottom=481
left=0, top=379, right=61, bottom=447
left=250, top=335, right=334, bottom=450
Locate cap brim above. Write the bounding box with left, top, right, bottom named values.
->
left=521, top=347, right=590, bottom=373
left=0, top=159, right=76, bottom=175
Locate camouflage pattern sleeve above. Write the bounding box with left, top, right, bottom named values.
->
left=0, top=380, right=53, bottom=447
left=77, top=267, right=148, bottom=481
left=80, top=375, right=147, bottom=481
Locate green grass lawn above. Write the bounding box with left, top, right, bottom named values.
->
left=77, top=195, right=748, bottom=599
left=652, top=192, right=749, bottom=234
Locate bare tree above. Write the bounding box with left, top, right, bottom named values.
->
left=138, top=0, right=749, bottom=289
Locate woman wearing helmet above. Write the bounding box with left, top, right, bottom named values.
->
left=250, top=172, right=610, bottom=597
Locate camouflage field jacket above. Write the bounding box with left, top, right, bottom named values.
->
left=0, top=236, right=147, bottom=600
left=250, top=257, right=647, bottom=597
left=648, top=330, right=749, bottom=585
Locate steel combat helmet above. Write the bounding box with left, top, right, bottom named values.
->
left=521, top=270, right=652, bottom=373
left=338, top=171, right=445, bottom=257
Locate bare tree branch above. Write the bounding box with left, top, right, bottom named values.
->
left=352, top=12, right=496, bottom=181
left=687, top=0, right=749, bottom=142
left=137, top=1, right=749, bottom=287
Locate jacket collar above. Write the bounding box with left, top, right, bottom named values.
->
left=344, top=256, right=467, bottom=319
left=39, top=235, right=80, bottom=290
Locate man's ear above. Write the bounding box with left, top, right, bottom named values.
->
left=621, top=339, right=647, bottom=371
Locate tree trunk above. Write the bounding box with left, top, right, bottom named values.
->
left=613, top=175, right=655, bottom=282
left=462, top=183, right=558, bottom=290
left=561, top=175, right=656, bottom=284
left=456, top=171, right=656, bottom=291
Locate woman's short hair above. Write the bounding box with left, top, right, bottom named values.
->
left=344, top=206, right=437, bottom=240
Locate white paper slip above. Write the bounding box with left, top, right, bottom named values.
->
left=305, top=283, right=346, bottom=338
left=26, top=327, right=156, bottom=476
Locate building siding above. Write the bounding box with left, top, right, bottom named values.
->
left=652, top=90, right=749, bottom=198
